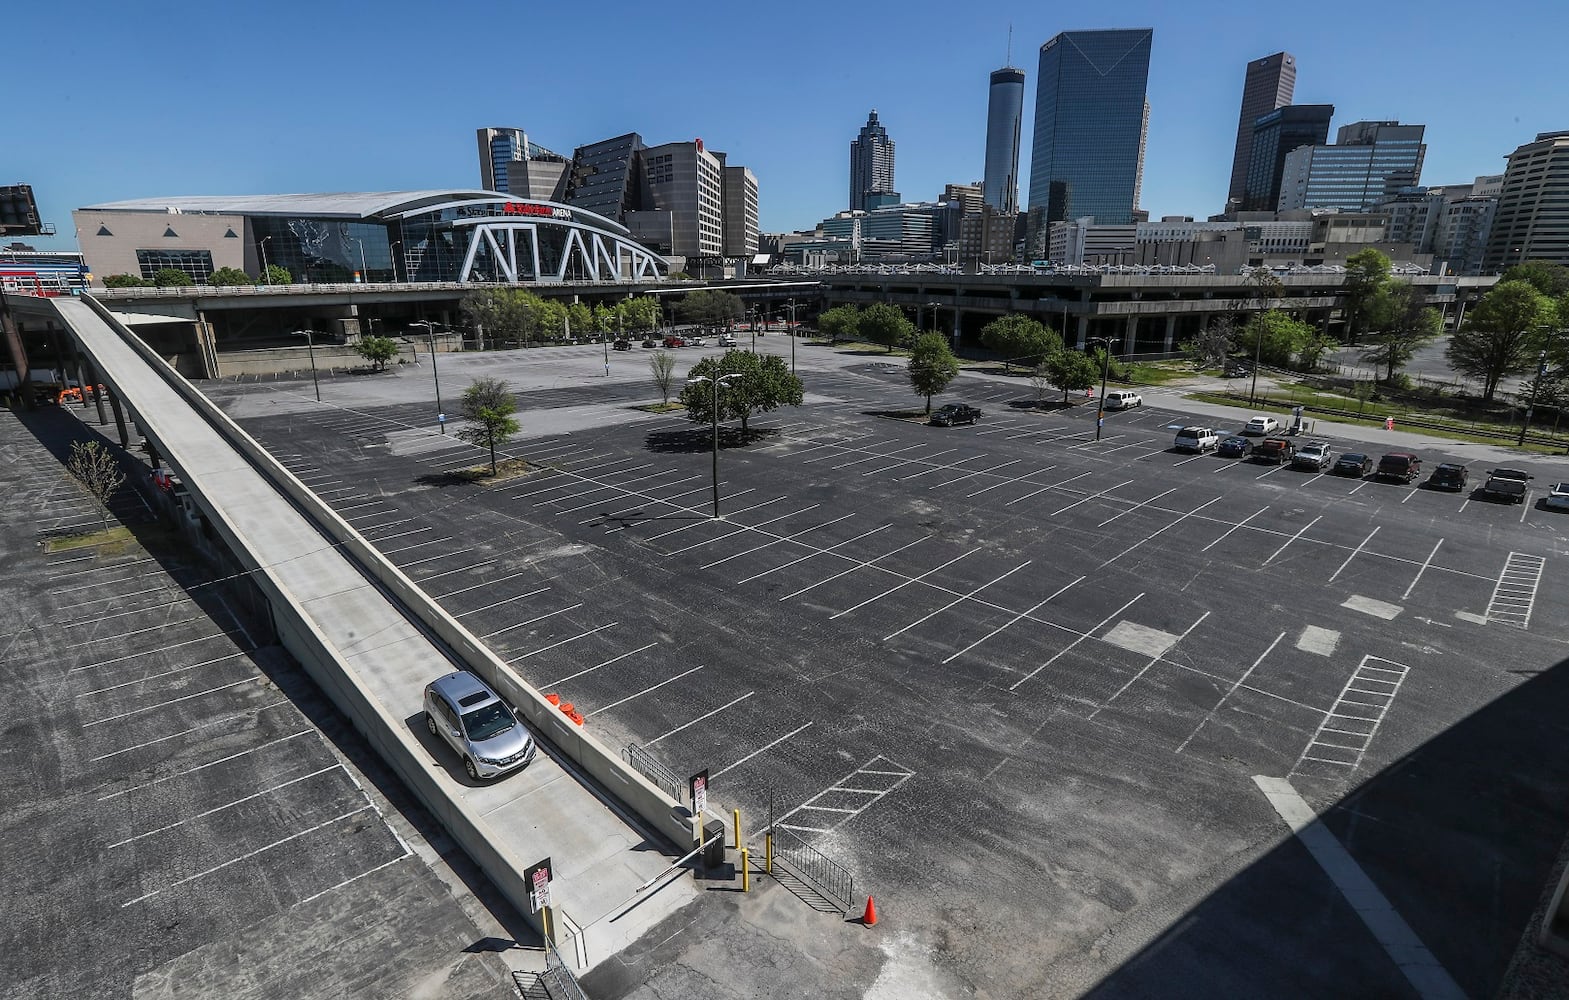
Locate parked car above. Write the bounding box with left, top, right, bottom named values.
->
left=1333, top=453, right=1374, bottom=477
left=612, top=339, right=632, bottom=351
left=1426, top=463, right=1469, bottom=491
left=686, top=336, right=708, bottom=347
left=1540, top=483, right=1569, bottom=511
left=641, top=338, right=660, bottom=348
left=423, top=671, right=536, bottom=781
left=1217, top=435, right=1253, bottom=458
left=718, top=333, right=737, bottom=347
left=1292, top=440, right=1332, bottom=471
left=1224, top=362, right=1253, bottom=378
left=1376, top=452, right=1423, bottom=483
left=1481, top=468, right=1532, bottom=503
left=1173, top=426, right=1220, bottom=452
left=662, top=335, right=686, bottom=348
left=1103, top=390, right=1142, bottom=410
left=1242, top=415, right=1279, bottom=436
left=1255, top=437, right=1296, bottom=464
left=930, top=403, right=982, bottom=427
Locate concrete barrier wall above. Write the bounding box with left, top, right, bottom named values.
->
left=74, top=295, right=697, bottom=847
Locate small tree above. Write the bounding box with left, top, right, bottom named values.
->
left=153, top=268, right=194, bottom=287
left=1342, top=248, right=1392, bottom=344
left=817, top=305, right=861, bottom=345
left=623, top=296, right=660, bottom=332
left=1361, top=283, right=1441, bottom=383
left=650, top=350, right=677, bottom=405
left=1243, top=310, right=1314, bottom=368
left=102, top=273, right=151, bottom=288
left=263, top=264, right=294, bottom=285
left=979, top=314, right=1059, bottom=372
left=858, top=303, right=915, bottom=353
left=907, top=332, right=959, bottom=413
left=679, top=350, right=803, bottom=434
left=1446, top=280, right=1551, bottom=402
left=455, top=378, right=519, bottom=475
left=66, top=440, right=125, bottom=531
left=356, top=335, right=400, bottom=371
left=567, top=302, right=593, bottom=340
left=1037, top=348, right=1101, bottom=403
left=208, top=267, right=254, bottom=286
left=1181, top=315, right=1237, bottom=370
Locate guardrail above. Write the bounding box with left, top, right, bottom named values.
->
left=93, top=278, right=667, bottom=299
left=769, top=825, right=854, bottom=914
left=622, top=744, right=686, bottom=802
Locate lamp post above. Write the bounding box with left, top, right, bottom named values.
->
left=258, top=236, right=272, bottom=285
left=785, top=299, right=798, bottom=375
left=1087, top=336, right=1112, bottom=441
left=292, top=329, right=321, bottom=402
left=410, top=320, right=445, bottom=434
left=390, top=240, right=402, bottom=283
left=687, top=373, right=741, bottom=519
left=1519, top=349, right=1549, bottom=446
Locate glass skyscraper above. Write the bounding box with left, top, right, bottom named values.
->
left=1242, top=105, right=1334, bottom=212
left=1277, top=122, right=1426, bottom=212
left=849, top=110, right=897, bottom=213
left=1027, top=29, right=1153, bottom=226
left=983, top=67, right=1025, bottom=214
left=1226, top=53, right=1296, bottom=212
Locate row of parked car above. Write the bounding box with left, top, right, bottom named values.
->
left=612, top=333, right=739, bottom=351
left=1173, top=419, right=1569, bottom=505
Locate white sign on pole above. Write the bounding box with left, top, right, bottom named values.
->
left=527, top=857, right=552, bottom=913
left=690, top=770, right=708, bottom=817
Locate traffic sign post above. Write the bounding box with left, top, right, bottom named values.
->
left=689, top=769, right=708, bottom=818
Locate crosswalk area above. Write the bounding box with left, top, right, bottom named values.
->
left=1290, top=656, right=1410, bottom=779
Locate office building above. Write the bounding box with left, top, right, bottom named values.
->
left=477, top=127, right=569, bottom=202
left=566, top=133, right=647, bottom=224
left=1486, top=131, right=1569, bottom=270
left=722, top=164, right=759, bottom=257
left=818, top=204, right=939, bottom=259
left=959, top=207, right=1017, bottom=266
left=641, top=140, right=726, bottom=258
left=1027, top=28, right=1153, bottom=226
left=849, top=110, right=898, bottom=212
left=983, top=67, right=1025, bottom=214
left=1278, top=121, right=1426, bottom=212
left=1226, top=53, right=1297, bottom=211
left=1433, top=197, right=1498, bottom=275
left=1242, top=105, right=1334, bottom=213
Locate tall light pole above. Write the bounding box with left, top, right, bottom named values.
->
left=786, top=299, right=798, bottom=375
left=1519, top=349, right=1549, bottom=446
left=292, top=329, right=321, bottom=402
left=687, top=373, right=740, bottom=519
left=258, top=236, right=272, bottom=285
left=410, top=320, right=445, bottom=434
left=1087, top=336, right=1112, bottom=441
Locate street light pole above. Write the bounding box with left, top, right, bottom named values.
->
left=688, top=373, right=740, bottom=518
left=292, top=329, right=321, bottom=401
left=1088, top=336, right=1112, bottom=441
left=1249, top=315, right=1264, bottom=407
left=411, top=320, right=445, bottom=433
left=258, top=236, right=272, bottom=285
left=1519, top=349, right=1549, bottom=446
left=786, top=299, right=798, bottom=375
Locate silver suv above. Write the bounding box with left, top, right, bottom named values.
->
left=424, top=671, right=536, bottom=780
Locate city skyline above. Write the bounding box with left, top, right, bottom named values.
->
left=9, top=0, right=1568, bottom=252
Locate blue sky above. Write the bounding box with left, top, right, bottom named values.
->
left=9, top=0, right=1566, bottom=252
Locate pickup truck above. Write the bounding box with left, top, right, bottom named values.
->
left=1255, top=437, right=1295, bottom=464
left=1481, top=468, right=1532, bottom=504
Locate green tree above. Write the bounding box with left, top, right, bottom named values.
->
left=907, top=332, right=959, bottom=413
left=1181, top=314, right=1237, bottom=369
left=980, top=314, right=1060, bottom=372
left=534, top=298, right=569, bottom=342
left=1342, top=248, right=1392, bottom=344
left=102, top=273, right=150, bottom=288
left=1446, top=280, right=1551, bottom=402
left=567, top=302, right=593, bottom=340
left=262, top=264, right=293, bottom=285
left=678, top=349, right=804, bottom=434
left=208, top=266, right=254, bottom=286
left=623, top=296, right=660, bottom=332
left=677, top=289, right=744, bottom=331
left=355, top=335, right=400, bottom=371
left=1243, top=310, right=1315, bottom=368
left=455, top=377, right=520, bottom=475
left=1361, top=283, right=1442, bottom=383
left=153, top=268, right=194, bottom=287
left=650, top=350, right=677, bottom=405
left=858, top=302, right=915, bottom=353
left=816, top=305, right=861, bottom=345
left=1297, top=325, right=1339, bottom=371
left=1246, top=266, right=1285, bottom=315
left=1502, top=260, right=1569, bottom=298
left=1036, top=348, right=1101, bottom=403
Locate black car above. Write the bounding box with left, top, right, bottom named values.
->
left=613, top=338, right=632, bottom=351
left=1334, top=453, right=1374, bottom=477
left=641, top=338, right=660, bottom=348
left=1217, top=435, right=1252, bottom=458
left=1376, top=452, right=1423, bottom=483
left=930, top=403, right=982, bottom=427
left=1427, top=463, right=1468, bottom=491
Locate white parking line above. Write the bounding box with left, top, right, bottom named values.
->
left=1263, top=516, right=1323, bottom=565
left=1051, top=480, right=1134, bottom=517
left=1175, top=631, right=1286, bottom=753
left=828, top=548, right=981, bottom=620
left=645, top=692, right=754, bottom=746
left=1009, top=593, right=1145, bottom=691
left=416, top=558, right=498, bottom=583
left=713, top=722, right=814, bottom=778
left=882, top=562, right=1031, bottom=641
left=98, top=730, right=314, bottom=800
left=1096, top=487, right=1177, bottom=528
left=1402, top=539, right=1444, bottom=600
left=453, top=586, right=552, bottom=619
left=586, top=665, right=704, bottom=716
left=700, top=514, right=855, bottom=570
left=1098, top=497, right=1224, bottom=568
left=1201, top=506, right=1269, bottom=553
left=109, top=764, right=342, bottom=847
left=434, top=569, right=541, bottom=601
left=892, top=451, right=963, bottom=480
left=540, top=642, right=659, bottom=688
left=507, top=622, right=617, bottom=662
left=1005, top=470, right=1093, bottom=506
left=664, top=504, right=822, bottom=557
left=91, top=701, right=289, bottom=761
left=778, top=538, right=926, bottom=602
left=1328, top=527, right=1381, bottom=583
left=480, top=603, right=583, bottom=640
left=82, top=677, right=264, bottom=727
left=735, top=525, right=891, bottom=585
left=76, top=651, right=250, bottom=697
left=1091, top=612, right=1213, bottom=720
left=928, top=459, right=1022, bottom=490
left=64, top=616, right=206, bottom=650
left=941, top=576, right=1084, bottom=665
left=379, top=536, right=453, bottom=555
left=642, top=492, right=772, bottom=541
left=964, top=466, right=1057, bottom=499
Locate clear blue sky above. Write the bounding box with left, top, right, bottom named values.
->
left=10, top=0, right=1566, bottom=252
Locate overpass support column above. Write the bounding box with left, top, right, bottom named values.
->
left=1164, top=315, right=1177, bottom=353
left=85, top=359, right=109, bottom=426
left=1122, top=317, right=1136, bottom=355
left=105, top=391, right=129, bottom=448
left=194, top=310, right=220, bottom=379
left=1073, top=315, right=1087, bottom=351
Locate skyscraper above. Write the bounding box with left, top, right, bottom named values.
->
left=1226, top=53, right=1296, bottom=212
left=849, top=110, right=897, bottom=213
left=1027, top=28, right=1153, bottom=226
left=1242, top=104, right=1334, bottom=212
left=1486, top=131, right=1569, bottom=270
left=983, top=67, right=1025, bottom=214
left=476, top=127, right=569, bottom=201
left=1277, top=121, right=1426, bottom=211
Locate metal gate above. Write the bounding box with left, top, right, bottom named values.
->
left=515, top=937, right=589, bottom=1000
left=622, top=743, right=685, bottom=802
left=768, top=823, right=855, bottom=914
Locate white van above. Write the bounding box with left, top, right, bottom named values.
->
left=1104, top=390, right=1143, bottom=410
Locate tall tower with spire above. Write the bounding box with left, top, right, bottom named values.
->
left=849, top=110, right=897, bottom=212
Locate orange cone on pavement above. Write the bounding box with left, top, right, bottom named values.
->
left=861, top=896, right=877, bottom=926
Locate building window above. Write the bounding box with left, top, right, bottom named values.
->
left=135, top=249, right=215, bottom=282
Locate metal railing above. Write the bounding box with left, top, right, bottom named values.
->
left=768, top=824, right=854, bottom=914
left=516, top=937, right=589, bottom=1000
left=621, top=744, right=685, bottom=802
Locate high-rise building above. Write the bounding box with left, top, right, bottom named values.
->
left=477, top=127, right=569, bottom=201
left=721, top=163, right=759, bottom=257
left=849, top=110, right=897, bottom=212
left=1226, top=53, right=1296, bottom=211
left=641, top=139, right=726, bottom=258
left=983, top=68, right=1025, bottom=214
left=1027, top=28, right=1153, bottom=226
left=566, top=133, right=646, bottom=223
left=1277, top=121, right=1426, bottom=211
left=1486, top=131, right=1569, bottom=270
left=1242, top=105, right=1334, bottom=212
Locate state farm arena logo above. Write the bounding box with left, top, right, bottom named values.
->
left=502, top=202, right=572, bottom=220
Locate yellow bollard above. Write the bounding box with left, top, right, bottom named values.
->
left=765, top=833, right=773, bottom=874
left=740, top=847, right=750, bottom=892
left=732, top=808, right=742, bottom=850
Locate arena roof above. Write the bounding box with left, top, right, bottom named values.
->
left=78, top=191, right=510, bottom=219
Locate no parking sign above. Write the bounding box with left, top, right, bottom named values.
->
left=690, top=769, right=709, bottom=816
left=526, top=857, right=552, bottom=913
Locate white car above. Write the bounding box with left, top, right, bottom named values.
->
left=1292, top=441, right=1333, bottom=470
left=1541, top=483, right=1569, bottom=512
left=1104, top=390, right=1143, bottom=410
left=718, top=333, right=737, bottom=347
left=686, top=336, right=707, bottom=347
left=1173, top=426, right=1220, bottom=452
left=1243, top=415, right=1279, bottom=436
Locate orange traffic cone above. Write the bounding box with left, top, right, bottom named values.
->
left=545, top=693, right=560, bottom=705
left=861, top=896, right=877, bottom=926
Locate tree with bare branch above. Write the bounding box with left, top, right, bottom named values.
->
left=66, top=440, right=125, bottom=531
